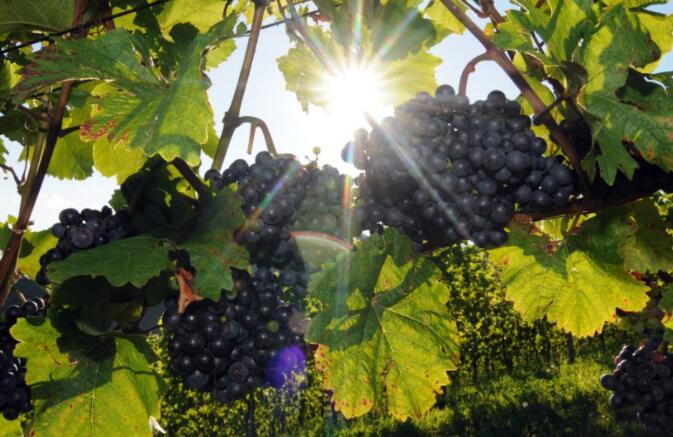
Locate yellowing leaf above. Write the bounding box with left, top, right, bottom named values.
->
left=489, top=225, right=649, bottom=337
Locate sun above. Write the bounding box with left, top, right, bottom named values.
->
left=320, top=63, right=389, bottom=129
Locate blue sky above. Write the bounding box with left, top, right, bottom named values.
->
left=1, top=1, right=672, bottom=229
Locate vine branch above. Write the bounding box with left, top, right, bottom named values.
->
left=0, top=1, right=87, bottom=305
left=171, top=158, right=210, bottom=199
left=438, top=0, right=591, bottom=197
left=212, top=3, right=266, bottom=170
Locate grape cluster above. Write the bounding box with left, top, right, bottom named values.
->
left=0, top=297, right=48, bottom=420
left=163, top=268, right=305, bottom=403
left=208, top=153, right=360, bottom=298
left=37, top=206, right=134, bottom=285
left=601, top=336, right=673, bottom=437
left=206, top=153, right=307, bottom=271
left=346, top=85, right=576, bottom=248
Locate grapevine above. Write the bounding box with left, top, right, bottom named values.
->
left=0, top=0, right=670, bottom=435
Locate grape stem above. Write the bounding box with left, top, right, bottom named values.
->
left=0, top=0, right=88, bottom=306
left=438, top=0, right=592, bottom=197
left=171, top=158, right=210, bottom=200
left=458, top=51, right=492, bottom=96
left=212, top=3, right=266, bottom=170
left=237, top=116, right=278, bottom=156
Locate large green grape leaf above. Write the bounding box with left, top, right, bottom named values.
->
left=578, top=5, right=672, bottom=183
left=489, top=224, right=649, bottom=337
left=47, top=236, right=172, bottom=288
left=0, top=224, right=58, bottom=279
left=17, top=19, right=235, bottom=167
left=277, top=5, right=439, bottom=111
left=12, top=313, right=164, bottom=437
left=178, top=188, right=248, bottom=300
left=308, top=229, right=460, bottom=420
left=0, top=0, right=74, bottom=34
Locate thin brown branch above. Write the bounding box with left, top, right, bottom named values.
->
left=285, top=0, right=335, bottom=74
left=0, top=1, right=87, bottom=305
left=459, top=51, right=492, bottom=96
left=237, top=116, right=278, bottom=156
left=0, top=164, right=22, bottom=185
left=171, top=158, right=210, bottom=199
left=212, top=3, right=266, bottom=170
left=439, top=0, right=591, bottom=197
left=460, top=0, right=489, bottom=18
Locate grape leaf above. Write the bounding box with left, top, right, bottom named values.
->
left=0, top=417, right=22, bottom=436
left=489, top=224, right=649, bottom=337
left=578, top=5, right=672, bottom=183
left=178, top=188, right=248, bottom=300
left=12, top=228, right=57, bottom=280
left=0, top=0, right=74, bottom=34
left=93, top=138, right=146, bottom=183
left=493, top=0, right=593, bottom=64
left=12, top=313, right=164, bottom=437
left=17, top=19, right=235, bottom=166
left=47, top=236, right=172, bottom=288
left=424, top=0, right=465, bottom=41
left=46, top=118, right=94, bottom=180
left=308, top=229, right=460, bottom=420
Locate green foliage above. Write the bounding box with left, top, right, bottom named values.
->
left=308, top=229, right=460, bottom=420
left=277, top=1, right=443, bottom=111
left=492, top=0, right=673, bottom=184
left=0, top=222, right=57, bottom=279
left=489, top=222, right=649, bottom=337
left=17, top=18, right=237, bottom=169
left=0, top=0, right=75, bottom=34
left=11, top=311, right=165, bottom=437
left=47, top=236, right=173, bottom=288
left=177, top=188, right=248, bottom=299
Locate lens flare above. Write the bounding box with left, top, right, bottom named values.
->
left=266, top=345, right=307, bottom=391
